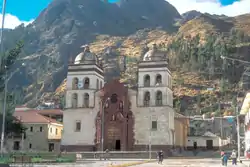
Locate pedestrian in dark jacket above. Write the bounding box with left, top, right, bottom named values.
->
left=157, top=150, right=164, bottom=164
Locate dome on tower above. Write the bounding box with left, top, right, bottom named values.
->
left=74, top=45, right=97, bottom=64
left=143, top=44, right=166, bottom=61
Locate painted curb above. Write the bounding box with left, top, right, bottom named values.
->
left=108, top=160, right=156, bottom=167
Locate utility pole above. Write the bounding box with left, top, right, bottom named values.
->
left=0, top=0, right=7, bottom=69
left=236, top=105, right=241, bottom=160
left=149, top=121, right=152, bottom=160
left=219, top=103, right=223, bottom=138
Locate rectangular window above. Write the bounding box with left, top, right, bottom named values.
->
left=151, top=121, right=157, bottom=130
left=29, top=143, right=32, bottom=149
left=56, top=128, right=58, bottom=135
left=30, top=126, right=33, bottom=132
left=24, top=132, right=26, bottom=139
left=75, top=121, right=81, bottom=132
left=40, top=126, right=43, bottom=132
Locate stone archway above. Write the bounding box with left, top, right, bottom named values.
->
left=104, top=111, right=134, bottom=151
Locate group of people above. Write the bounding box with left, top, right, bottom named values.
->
left=221, top=149, right=237, bottom=166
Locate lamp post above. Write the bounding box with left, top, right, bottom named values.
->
left=0, top=63, right=25, bottom=154
left=101, top=97, right=110, bottom=152
left=0, top=0, right=7, bottom=69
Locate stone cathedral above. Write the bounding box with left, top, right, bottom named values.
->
left=61, top=44, right=175, bottom=152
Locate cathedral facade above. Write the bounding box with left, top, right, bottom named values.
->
left=61, top=44, right=175, bottom=152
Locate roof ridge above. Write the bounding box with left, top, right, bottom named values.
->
left=40, top=114, right=62, bottom=124
left=38, top=113, right=51, bottom=123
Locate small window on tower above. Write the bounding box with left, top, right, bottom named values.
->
left=84, top=93, right=89, bottom=107
left=151, top=121, right=157, bottom=130
left=155, top=74, right=162, bottom=85
left=84, top=77, right=90, bottom=89
left=144, top=75, right=150, bottom=87
left=143, top=92, right=150, bottom=106
left=75, top=121, right=81, bottom=132
left=72, top=78, right=79, bottom=90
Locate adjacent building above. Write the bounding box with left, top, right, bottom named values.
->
left=61, top=44, right=175, bottom=152
left=174, top=113, right=189, bottom=150
left=6, top=111, right=63, bottom=152
left=187, top=131, right=230, bottom=150
left=188, top=116, right=237, bottom=141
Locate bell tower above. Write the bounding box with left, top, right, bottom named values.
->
left=61, top=45, right=104, bottom=151
left=134, top=44, right=175, bottom=151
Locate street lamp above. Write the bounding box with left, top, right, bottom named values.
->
left=0, top=0, right=7, bottom=69
left=101, top=97, right=110, bottom=152
left=0, top=63, right=25, bottom=154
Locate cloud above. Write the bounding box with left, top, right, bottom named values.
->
left=168, top=0, right=250, bottom=16
left=0, top=13, right=34, bottom=29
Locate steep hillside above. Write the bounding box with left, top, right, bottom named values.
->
left=2, top=0, right=250, bottom=115
left=3, top=0, right=180, bottom=104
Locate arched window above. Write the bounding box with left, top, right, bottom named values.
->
left=72, top=78, right=79, bottom=90
left=119, top=101, right=123, bottom=109
left=96, top=79, right=99, bottom=89
left=156, top=91, right=163, bottom=106
left=143, top=91, right=150, bottom=106
left=84, top=93, right=89, bottom=107
left=144, top=75, right=150, bottom=87
left=72, top=93, right=78, bottom=108
left=100, top=81, right=103, bottom=89
left=155, top=74, right=162, bottom=85
left=84, top=77, right=90, bottom=89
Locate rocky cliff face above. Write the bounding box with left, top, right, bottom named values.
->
left=2, top=0, right=181, bottom=104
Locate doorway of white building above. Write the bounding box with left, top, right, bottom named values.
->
left=206, top=140, right=213, bottom=149
left=193, top=141, right=197, bottom=149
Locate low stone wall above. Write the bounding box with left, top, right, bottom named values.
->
left=186, top=146, right=220, bottom=151
left=76, top=151, right=158, bottom=159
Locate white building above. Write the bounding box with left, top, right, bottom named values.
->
left=61, top=44, right=175, bottom=152
left=187, top=132, right=230, bottom=150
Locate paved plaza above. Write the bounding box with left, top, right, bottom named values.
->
left=8, top=158, right=250, bottom=167
left=134, top=158, right=248, bottom=167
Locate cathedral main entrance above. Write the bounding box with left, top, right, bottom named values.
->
left=95, top=80, right=135, bottom=151
left=106, top=122, right=122, bottom=150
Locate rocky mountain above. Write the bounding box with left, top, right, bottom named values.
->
left=3, top=0, right=180, bottom=104
left=3, top=0, right=250, bottom=115
left=180, top=10, right=202, bottom=24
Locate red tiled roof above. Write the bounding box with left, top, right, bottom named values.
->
left=36, top=109, right=63, bottom=115
left=13, top=111, right=62, bottom=124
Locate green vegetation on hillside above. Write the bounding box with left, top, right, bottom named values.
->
left=0, top=41, right=25, bottom=137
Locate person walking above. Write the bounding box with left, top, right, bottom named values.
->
left=222, top=153, right=228, bottom=166
left=231, top=149, right=237, bottom=165
left=157, top=150, right=164, bottom=164
left=221, top=150, right=225, bottom=166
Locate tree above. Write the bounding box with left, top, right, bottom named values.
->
left=0, top=41, right=25, bottom=138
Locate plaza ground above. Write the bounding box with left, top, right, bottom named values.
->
left=134, top=158, right=248, bottom=167
left=9, top=158, right=250, bottom=167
